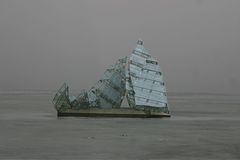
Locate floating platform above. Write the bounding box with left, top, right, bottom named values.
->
left=57, top=108, right=171, bottom=118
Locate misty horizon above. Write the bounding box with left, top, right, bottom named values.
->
left=0, top=0, right=240, bottom=94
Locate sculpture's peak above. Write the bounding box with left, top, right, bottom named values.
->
left=137, top=39, right=143, bottom=45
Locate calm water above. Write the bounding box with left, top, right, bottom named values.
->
left=0, top=92, right=240, bottom=160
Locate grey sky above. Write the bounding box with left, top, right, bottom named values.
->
left=0, top=0, right=240, bottom=94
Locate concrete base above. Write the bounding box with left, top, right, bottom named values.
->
left=57, top=108, right=171, bottom=118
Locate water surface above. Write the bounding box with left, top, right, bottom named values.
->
left=0, top=92, right=239, bottom=160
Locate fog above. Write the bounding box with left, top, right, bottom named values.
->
left=0, top=0, right=240, bottom=94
